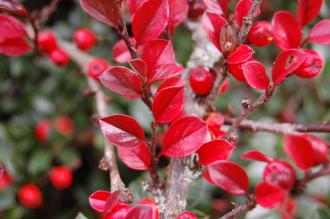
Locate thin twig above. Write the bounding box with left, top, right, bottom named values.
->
left=219, top=197, right=256, bottom=219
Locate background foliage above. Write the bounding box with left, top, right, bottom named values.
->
left=1, top=0, right=330, bottom=218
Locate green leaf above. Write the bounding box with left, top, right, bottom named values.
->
left=59, top=149, right=81, bottom=169
left=312, top=208, right=330, bottom=219
left=28, top=149, right=52, bottom=176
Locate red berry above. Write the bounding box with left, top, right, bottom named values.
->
left=0, top=171, right=13, bottom=191
left=177, top=212, right=198, bottom=219
left=49, top=48, right=69, bottom=66
left=189, top=66, right=214, bottom=95
left=87, top=58, right=110, bottom=79
left=73, top=28, right=96, bottom=51
left=49, top=166, right=73, bottom=190
left=263, top=160, right=296, bottom=191
left=18, top=183, right=43, bottom=208
left=37, top=31, right=58, bottom=53
left=55, top=116, right=73, bottom=136
left=247, top=21, right=273, bottom=47
left=295, top=50, right=323, bottom=78
left=35, top=120, right=51, bottom=141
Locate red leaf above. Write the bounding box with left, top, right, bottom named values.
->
left=141, top=39, right=175, bottom=80
left=167, top=0, right=189, bottom=35
left=104, top=204, right=131, bottom=219
left=0, top=37, right=31, bottom=56
left=307, top=135, right=329, bottom=166
left=297, top=0, right=323, bottom=27
left=79, top=0, right=121, bottom=28
left=129, top=59, right=147, bottom=77
left=206, top=161, right=249, bottom=195
left=89, top=190, right=111, bottom=212
left=202, top=0, right=230, bottom=15
left=126, top=198, right=159, bottom=219
left=255, top=182, right=286, bottom=208
left=127, top=0, right=145, bottom=16
left=272, top=49, right=307, bottom=85
left=99, top=114, right=145, bottom=148
left=201, top=12, right=227, bottom=51
left=99, top=66, right=142, bottom=99
left=132, top=0, right=169, bottom=45
left=234, top=0, right=252, bottom=28
left=197, top=139, right=234, bottom=166
left=153, top=86, right=184, bottom=123
left=117, top=142, right=152, bottom=170
left=271, top=11, right=302, bottom=50
left=104, top=191, right=121, bottom=213
left=228, top=62, right=247, bottom=82
left=0, top=14, right=27, bottom=41
left=241, top=150, right=273, bottom=163
left=227, top=45, right=254, bottom=64
left=177, top=212, right=198, bottom=219
left=157, top=77, right=185, bottom=91
left=308, top=19, right=330, bottom=45
left=151, top=63, right=184, bottom=83
left=0, top=0, right=28, bottom=16
left=242, top=60, right=270, bottom=90
left=112, top=38, right=137, bottom=63
left=284, top=134, right=315, bottom=170
left=161, top=116, right=208, bottom=157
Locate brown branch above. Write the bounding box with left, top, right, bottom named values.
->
left=59, top=41, right=133, bottom=203
left=226, top=85, right=275, bottom=139
left=224, top=117, right=330, bottom=134
left=219, top=197, right=256, bottom=219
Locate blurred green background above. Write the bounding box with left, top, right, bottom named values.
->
left=1, top=0, right=330, bottom=218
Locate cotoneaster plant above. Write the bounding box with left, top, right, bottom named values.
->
left=0, top=0, right=330, bottom=218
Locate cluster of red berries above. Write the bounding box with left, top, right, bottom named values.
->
left=17, top=166, right=73, bottom=209
left=35, top=116, right=74, bottom=141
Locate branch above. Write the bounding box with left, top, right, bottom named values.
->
left=59, top=41, right=133, bottom=203
left=224, top=117, right=330, bottom=134
left=219, top=197, right=256, bottom=219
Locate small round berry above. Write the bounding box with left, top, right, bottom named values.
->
left=37, top=31, right=58, bottom=53
left=295, top=50, right=323, bottom=78
left=263, top=160, right=296, bottom=190
left=73, top=28, right=96, bottom=51
left=177, top=212, right=198, bottom=219
left=55, top=116, right=73, bottom=136
left=49, top=166, right=73, bottom=190
left=49, top=48, right=69, bottom=66
left=247, top=21, right=273, bottom=47
left=189, top=66, right=214, bottom=95
left=87, top=58, right=110, bottom=79
left=18, top=183, right=43, bottom=208
left=0, top=171, right=13, bottom=191
left=35, top=120, right=51, bottom=142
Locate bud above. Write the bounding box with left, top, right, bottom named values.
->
left=220, top=24, right=237, bottom=56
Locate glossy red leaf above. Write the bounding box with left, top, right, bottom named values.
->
left=228, top=63, right=246, bottom=82
left=308, top=19, right=330, bottom=45
left=104, top=204, right=131, bottom=219
left=99, top=66, right=142, bottom=99
left=104, top=191, right=121, bottom=213
left=161, top=116, right=208, bottom=157
left=242, top=60, right=270, bottom=90
left=0, top=37, right=31, bottom=56
left=151, top=63, right=184, bottom=83
left=99, top=114, right=145, bottom=148
left=129, top=59, right=147, bottom=77
left=141, top=39, right=175, bottom=80
left=272, top=49, right=307, bottom=84
left=201, top=12, right=227, bottom=51
left=112, top=38, right=137, bottom=63
left=0, top=14, right=27, bottom=41
left=127, top=0, right=145, bottom=16
left=157, top=77, right=185, bottom=91
left=307, top=135, right=329, bottom=166
left=153, top=86, right=184, bottom=123
left=177, top=212, right=198, bottom=219
left=197, top=139, right=234, bottom=166
left=126, top=198, right=159, bottom=219
left=284, top=134, right=315, bottom=170
left=297, top=0, right=323, bottom=27
left=271, top=11, right=302, bottom=50
left=206, top=161, right=249, bottom=195
left=202, top=0, right=230, bottom=15
left=132, top=0, right=169, bottom=45
left=227, top=45, right=254, bottom=64
left=234, top=0, right=252, bottom=28
left=79, top=0, right=120, bottom=28
left=241, top=150, right=273, bottom=163
left=167, top=0, right=189, bottom=35
left=117, top=142, right=152, bottom=170
left=0, top=0, right=28, bottom=16
left=89, top=190, right=111, bottom=212
left=255, top=182, right=286, bottom=208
